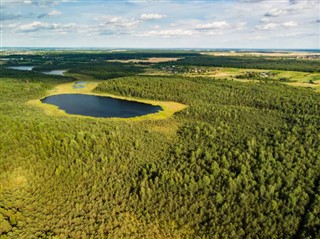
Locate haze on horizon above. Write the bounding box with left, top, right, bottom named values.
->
left=1, top=0, right=319, bottom=49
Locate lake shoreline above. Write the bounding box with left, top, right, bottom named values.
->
left=28, top=80, right=187, bottom=121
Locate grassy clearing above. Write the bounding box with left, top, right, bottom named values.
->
left=180, top=67, right=320, bottom=88
left=28, top=80, right=187, bottom=121
left=188, top=67, right=319, bottom=80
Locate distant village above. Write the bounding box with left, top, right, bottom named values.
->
left=157, top=65, right=209, bottom=74
left=1, top=50, right=36, bottom=56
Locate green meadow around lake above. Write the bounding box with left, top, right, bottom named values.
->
left=0, top=51, right=320, bottom=239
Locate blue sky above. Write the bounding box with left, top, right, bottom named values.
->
left=1, top=0, right=319, bottom=48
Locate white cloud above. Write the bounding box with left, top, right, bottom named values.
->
left=247, top=35, right=268, bottom=40
left=238, top=0, right=270, bottom=3
left=141, top=29, right=193, bottom=37
left=256, top=21, right=297, bottom=30
left=264, top=8, right=287, bottom=17
left=289, top=0, right=299, bottom=4
left=203, top=31, right=224, bottom=36
left=95, top=16, right=141, bottom=36
left=38, top=10, right=62, bottom=19
left=194, top=21, right=246, bottom=31
left=256, top=23, right=279, bottom=30
left=234, top=22, right=247, bottom=30
left=140, top=13, right=166, bottom=21
left=48, top=10, right=62, bottom=16
left=21, top=0, right=59, bottom=6
left=195, top=21, right=229, bottom=30
left=2, top=0, right=319, bottom=48
left=16, top=21, right=75, bottom=33
left=286, top=0, right=317, bottom=13
left=98, top=16, right=139, bottom=28
left=282, top=21, right=298, bottom=28
left=260, top=17, right=270, bottom=23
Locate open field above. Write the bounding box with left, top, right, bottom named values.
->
left=147, top=65, right=320, bottom=91
left=201, top=67, right=320, bottom=81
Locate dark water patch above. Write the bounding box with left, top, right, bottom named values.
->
left=41, top=94, right=162, bottom=118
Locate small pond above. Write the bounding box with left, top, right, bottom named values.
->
left=42, top=70, right=66, bottom=76
left=41, top=94, right=162, bottom=118
left=7, top=66, right=35, bottom=71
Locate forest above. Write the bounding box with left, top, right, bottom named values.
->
left=0, top=51, right=319, bottom=238
left=163, top=55, right=320, bottom=72
left=4, top=51, right=198, bottom=70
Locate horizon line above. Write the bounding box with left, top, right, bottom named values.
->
left=1, top=47, right=319, bottom=51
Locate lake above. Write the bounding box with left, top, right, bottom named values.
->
left=7, top=66, right=66, bottom=76
left=41, top=94, right=162, bottom=118
left=7, top=66, right=35, bottom=71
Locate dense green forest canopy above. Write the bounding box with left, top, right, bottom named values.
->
left=2, top=51, right=199, bottom=68
left=3, top=51, right=319, bottom=73
left=2, top=61, right=144, bottom=81
left=159, top=55, right=320, bottom=72
left=0, top=52, right=320, bottom=238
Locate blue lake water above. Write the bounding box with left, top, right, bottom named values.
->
left=41, top=94, right=162, bottom=118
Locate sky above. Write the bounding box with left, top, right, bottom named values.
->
left=1, top=0, right=319, bottom=49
